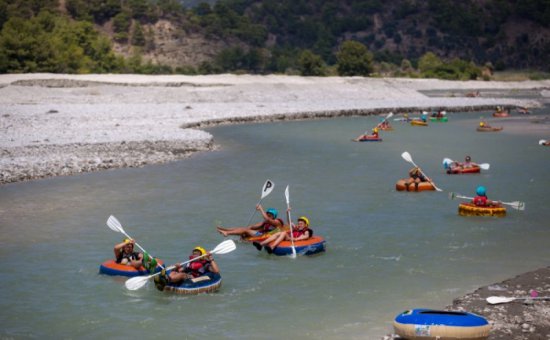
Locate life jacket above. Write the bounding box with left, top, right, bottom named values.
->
left=261, top=218, right=284, bottom=233
left=292, top=227, right=312, bottom=239
left=473, top=195, right=488, bottom=206
left=116, top=250, right=140, bottom=264
left=185, top=256, right=209, bottom=277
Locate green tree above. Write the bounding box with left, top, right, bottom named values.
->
left=336, top=40, right=373, bottom=76
left=297, top=49, right=326, bottom=76
left=131, top=23, right=145, bottom=46
left=418, top=52, right=443, bottom=73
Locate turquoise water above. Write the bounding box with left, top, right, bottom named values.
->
left=1, top=109, right=549, bottom=339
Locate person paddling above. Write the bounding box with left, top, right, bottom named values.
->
left=405, top=167, right=430, bottom=191
left=114, top=238, right=157, bottom=272
left=253, top=214, right=312, bottom=254
left=154, top=246, right=219, bottom=291
left=472, top=186, right=500, bottom=207
left=217, top=204, right=284, bottom=238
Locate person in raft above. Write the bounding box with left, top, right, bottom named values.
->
left=405, top=167, right=430, bottom=190
left=479, top=121, right=491, bottom=128
left=472, top=186, right=500, bottom=207
left=154, top=246, right=219, bottom=291
left=462, top=155, right=477, bottom=168
left=253, top=214, right=312, bottom=254
left=114, top=238, right=157, bottom=272
left=216, top=204, right=284, bottom=238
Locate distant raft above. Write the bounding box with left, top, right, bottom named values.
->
left=492, top=111, right=510, bottom=118
left=458, top=202, right=506, bottom=217
left=411, top=120, right=428, bottom=126
left=393, top=309, right=490, bottom=340
left=476, top=126, right=503, bottom=132
left=355, top=135, right=382, bottom=142
left=99, top=259, right=164, bottom=277
left=396, top=179, right=435, bottom=192
left=270, top=235, right=326, bottom=256
left=446, top=165, right=481, bottom=174
left=430, top=116, right=448, bottom=122
left=164, top=272, right=222, bottom=295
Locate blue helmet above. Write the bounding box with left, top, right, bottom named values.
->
left=476, top=186, right=486, bottom=196
left=266, top=208, right=278, bottom=218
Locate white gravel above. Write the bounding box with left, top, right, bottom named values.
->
left=1, top=74, right=548, bottom=184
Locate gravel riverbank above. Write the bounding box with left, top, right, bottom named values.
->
left=1, top=74, right=548, bottom=185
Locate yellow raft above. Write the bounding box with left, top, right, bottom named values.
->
left=458, top=203, right=506, bottom=217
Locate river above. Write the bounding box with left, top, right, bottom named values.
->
left=1, top=108, right=549, bottom=339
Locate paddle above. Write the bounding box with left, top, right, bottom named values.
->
left=448, top=192, right=525, bottom=211
left=486, top=296, right=550, bottom=305
left=244, top=180, right=275, bottom=226
left=539, top=139, right=547, bottom=145
left=442, top=158, right=490, bottom=170
left=284, top=185, right=297, bottom=259
left=375, top=112, right=394, bottom=128
left=124, top=240, right=236, bottom=291
left=106, top=215, right=164, bottom=269
left=401, top=151, right=443, bottom=192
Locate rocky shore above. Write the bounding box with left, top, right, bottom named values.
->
left=1, top=73, right=548, bottom=185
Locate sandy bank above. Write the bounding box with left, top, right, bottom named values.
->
left=1, top=74, right=549, bottom=184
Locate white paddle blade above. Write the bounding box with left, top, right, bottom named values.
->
left=107, top=215, right=123, bottom=233
left=125, top=276, right=150, bottom=291
left=487, top=296, right=516, bottom=304
left=479, top=163, right=490, bottom=170
left=401, top=151, right=413, bottom=164
left=211, top=240, right=236, bottom=255
left=290, top=249, right=297, bottom=259
left=284, top=185, right=290, bottom=205
left=260, top=180, right=274, bottom=199
left=507, top=201, right=525, bottom=211
left=539, top=139, right=547, bottom=145
left=443, top=158, right=453, bottom=168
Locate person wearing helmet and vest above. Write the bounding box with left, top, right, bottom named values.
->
left=217, top=204, right=284, bottom=238
left=154, top=246, right=219, bottom=291
left=473, top=186, right=499, bottom=207
left=253, top=211, right=313, bottom=254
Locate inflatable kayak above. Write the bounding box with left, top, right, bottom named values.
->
left=492, top=112, right=510, bottom=117
left=430, top=116, right=448, bottom=122
left=458, top=202, right=506, bottom=217
left=446, top=165, right=481, bottom=174
left=396, top=179, right=435, bottom=192
left=476, top=126, right=503, bottom=132
left=243, top=226, right=289, bottom=243
left=269, top=235, right=326, bottom=256
left=163, top=271, right=222, bottom=295
left=355, top=135, right=382, bottom=142
left=411, top=120, right=428, bottom=126
left=99, top=259, right=164, bottom=277
left=393, top=309, right=490, bottom=340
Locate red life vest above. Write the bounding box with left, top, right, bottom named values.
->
left=473, top=195, right=488, bottom=206
left=185, top=256, right=209, bottom=277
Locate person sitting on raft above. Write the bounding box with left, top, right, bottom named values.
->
left=472, top=186, right=500, bottom=207
left=217, top=204, right=284, bottom=238
left=405, top=167, right=430, bottom=190
left=462, top=155, right=477, bottom=168
left=114, top=238, right=157, bottom=272
left=479, top=121, right=491, bottom=128
left=253, top=214, right=312, bottom=254
left=154, top=246, right=219, bottom=291
left=371, top=127, right=379, bottom=138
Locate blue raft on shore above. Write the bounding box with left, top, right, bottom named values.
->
left=393, top=308, right=490, bottom=340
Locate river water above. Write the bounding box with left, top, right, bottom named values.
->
left=1, top=108, right=549, bottom=339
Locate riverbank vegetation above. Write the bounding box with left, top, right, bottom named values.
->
left=0, top=0, right=548, bottom=79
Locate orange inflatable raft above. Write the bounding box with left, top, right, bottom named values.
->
left=99, top=259, right=164, bottom=277
left=411, top=120, right=428, bottom=126
left=270, top=235, right=326, bottom=256
left=396, top=179, right=435, bottom=192
left=458, top=203, right=506, bottom=217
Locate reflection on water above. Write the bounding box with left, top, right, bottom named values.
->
left=1, top=108, right=549, bottom=339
